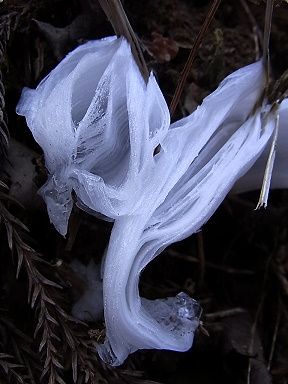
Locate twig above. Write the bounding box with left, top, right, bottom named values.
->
left=255, top=0, right=277, bottom=210
left=0, top=12, right=21, bottom=160
left=246, top=233, right=275, bottom=384
left=98, top=0, right=149, bottom=82
left=267, top=299, right=281, bottom=372
left=197, top=232, right=205, bottom=286
left=256, top=108, right=279, bottom=209
left=168, top=249, right=254, bottom=275
left=169, top=0, right=222, bottom=116
left=240, top=0, right=263, bottom=60
left=204, top=307, right=246, bottom=321
left=246, top=294, right=265, bottom=384
left=262, top=0, right=274, bottom=79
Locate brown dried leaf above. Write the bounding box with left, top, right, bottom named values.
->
left=144, top=32, right=179, bottom=63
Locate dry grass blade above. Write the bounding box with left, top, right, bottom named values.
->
left=267, top=299, right=282, bottom=371
left=98, top=0, right=149, bottom=82
left=256, top=0, right=276, bottom=210
left=255, top=109, right=279, bottom=209
left=169, top=0, right=222, bottom=116
left=246, top=224, right=277, bottom=384
left=270, top=68, right=288, bottom=103
left=240, top=0, right=263, bottom=60
left=246, top=294, right=266, bottom=384
left=262, top=0, right=274, bottom=77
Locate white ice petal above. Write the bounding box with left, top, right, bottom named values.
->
left=16, top=37, right=133, bottom=234
left=17, top=34, right=278, bottom=366
left=71, top=53, right=169, bottom=219
left=98, top=61, right=275, bottom=366
left=234, top=99, right=288, bottom=193
left=16, top=37, right=120, bottom=173
left=98, top=215, right=202, bottom=366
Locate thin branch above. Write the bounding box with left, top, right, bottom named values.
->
left=169, top=0, right=222, bottom=116
left=197, top=232, right=205, bottom=287
left=240, top=0, right=263, bottom=60
left=204, top=308, right=247, bottom=321
left=267, top=300, right=282, bottom=372
left=0, top=12, right=21, bottom=160
left=256, top=108, right=279, bottom=209
left=98, top=0, right=149, bottom=82
left=246, top=293, right=265, bottom=384
left=262, top=0, right=274, bottom=77
left=168, top=249, right=254, bottom=275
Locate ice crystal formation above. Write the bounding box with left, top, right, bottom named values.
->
left=17, top=36, right=279, bottom=365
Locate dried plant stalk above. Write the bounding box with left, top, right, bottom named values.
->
left=0, top=310, right=40, bottom=383
left=0, top=12, right=21, bottom=161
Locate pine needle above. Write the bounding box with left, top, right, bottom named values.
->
left=98, top=0, right=149, bottom=82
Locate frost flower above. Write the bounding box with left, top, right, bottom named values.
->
left=17, top=36, right=158, bottom=235
left=17, top=36, right=277, bottom=365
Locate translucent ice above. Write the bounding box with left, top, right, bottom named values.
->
left=17, top=36, right=278, bottom=365
left=142, top=293, right=202, bottom=336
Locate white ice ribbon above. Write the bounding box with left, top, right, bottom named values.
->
left=17, top=36, right=279, bottom=365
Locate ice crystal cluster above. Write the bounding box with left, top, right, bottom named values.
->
left=17, top=36, right=285, bottom=366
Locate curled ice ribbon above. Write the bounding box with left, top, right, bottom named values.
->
left=17, top=36, right=280, bottom=365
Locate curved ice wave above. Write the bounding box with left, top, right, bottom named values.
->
left=17, top=36, right=170, bottom=235
left=17, top=36, right=279, bottom=365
